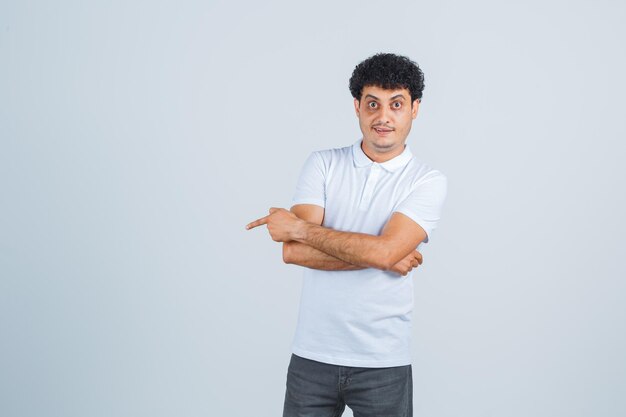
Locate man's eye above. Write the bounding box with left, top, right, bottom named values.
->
left=368, top=102, right=377, bottom=109
left=392, top=102, right=402, bottom=108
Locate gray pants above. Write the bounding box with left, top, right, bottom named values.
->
left=282, top=353, right=413, bottom=417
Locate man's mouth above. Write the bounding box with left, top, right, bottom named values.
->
left=373, top=126, right=394, bottom=135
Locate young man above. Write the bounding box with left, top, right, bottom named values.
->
left=247, top=53, right=448, bottom=417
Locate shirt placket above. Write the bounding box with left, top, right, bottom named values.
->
left=359, top=163, right=382, bottom=210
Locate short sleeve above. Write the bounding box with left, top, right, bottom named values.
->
left=394, top=171, right=448, bottom=244
left=292, top=151, right=326, bottom=208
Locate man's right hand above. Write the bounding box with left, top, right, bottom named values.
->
left=389, top=250, right=423, bottom=276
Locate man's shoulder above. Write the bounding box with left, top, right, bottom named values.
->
left=306, top=143, right=354, bottom=165
left=406, top=156, right=447, bottom=185
left=312, top=143, right=352, bottom=156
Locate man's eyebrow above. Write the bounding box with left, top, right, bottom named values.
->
left=364, top=93, right=407, bottom=101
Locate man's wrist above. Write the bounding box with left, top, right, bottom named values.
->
left=292, top=218, right=312, bottom=242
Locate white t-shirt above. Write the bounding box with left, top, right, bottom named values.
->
left=290, top=138, right=448, bottom=367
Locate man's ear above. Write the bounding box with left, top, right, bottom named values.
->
left=354, top=98, right=361, bottom=117
left=411, top=99, right=420, bottom=119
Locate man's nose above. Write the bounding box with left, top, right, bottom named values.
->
left=377, top=106, right=391, bottom=124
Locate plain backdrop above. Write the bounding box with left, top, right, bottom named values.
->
left=1, top=1, right=625, bottom=416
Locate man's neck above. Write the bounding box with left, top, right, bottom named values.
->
left=361, top=141, right=406, bottom=163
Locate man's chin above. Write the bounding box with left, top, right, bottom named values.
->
left=369, top=139, right=396, bottom=151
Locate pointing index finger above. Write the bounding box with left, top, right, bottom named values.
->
left=246, top=215, right=269, bottom=230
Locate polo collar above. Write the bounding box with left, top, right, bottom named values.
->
left=352, top=138, right=413, bottom=172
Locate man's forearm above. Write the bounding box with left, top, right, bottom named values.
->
left=292, top=223, right=393, bottom=270
left=283, top=241, right=365, bottom=271
left=247, top=207, right=414, bottom=271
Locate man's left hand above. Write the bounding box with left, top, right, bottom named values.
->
left=246, top=207, right=303, bottom=242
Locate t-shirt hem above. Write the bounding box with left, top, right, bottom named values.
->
left=291, top=346, right=412, bottom=368
left=292, top=198, right=325, bottom=208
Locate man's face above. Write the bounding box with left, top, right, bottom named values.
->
left=354, top=85, right=420, bottom=159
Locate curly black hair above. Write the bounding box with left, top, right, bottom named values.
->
left=349, top=53, right=425, bottom=103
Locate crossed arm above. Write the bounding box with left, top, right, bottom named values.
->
left=282, top=204, right=364, bottom=271
left=246, top=204, right=426, bottom=275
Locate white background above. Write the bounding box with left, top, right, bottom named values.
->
left=1, top=1, right=625, bottom=416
